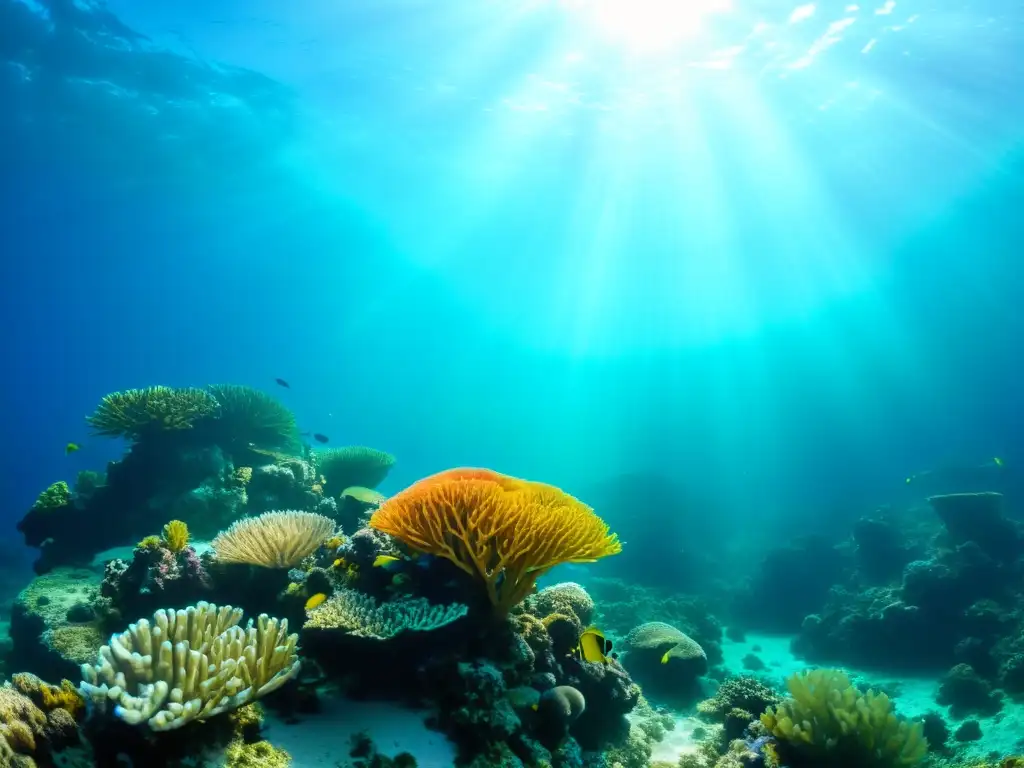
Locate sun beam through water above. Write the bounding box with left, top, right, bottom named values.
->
left=559, top=0, right=734, bottom=51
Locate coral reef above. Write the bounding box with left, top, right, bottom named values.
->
left=212, top=510, right=336, bottom=568
left=761, top=668, right=927, bottom=767
left=313, top=446, right=396, bottom=497
left=79, top=601, right=300, bottom=730
left=304, top=589, right=469, bottom=638
left=621, top=621, right=708, bottom=704
left=96, top=530, right=212, bottom=626
left=370, top=468, right=621, bottom=615
left=588, top=578, right=724, bottom=668
left=8, top=568, right=105, bottom=682
left=86, top=385, right=220, bottom=438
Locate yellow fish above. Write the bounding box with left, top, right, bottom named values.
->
left=373, top=555, right=401, bottom=568
left=572, top=626, right=615, bottom=664
left=341, top=486, right=387, bottom=505
left=65, top=442, right=80, bottom=455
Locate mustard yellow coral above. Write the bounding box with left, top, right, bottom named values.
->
left=370, top=468, right=621, bottom=615
left=761, top=669, right=926, bottom=766
left=161, top=519, right=190, bottom=553
left=31, top=481, right=71, bottom=513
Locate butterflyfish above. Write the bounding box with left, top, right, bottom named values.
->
left=572, top=626, right=615, bottom=664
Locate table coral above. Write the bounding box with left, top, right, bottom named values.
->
left=303, top=589, right=467, bottom=639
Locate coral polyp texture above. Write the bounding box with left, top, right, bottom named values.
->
left=78, top=601, right=300, bottom=731
left=86, top=385, right=220, bottom=438
left=206, top=384, right=299, bottom=450
left=212, top=510, right=335, bottom=568
left=370, top=467, right=621, bottom=615
left=304, top=589, right=469, bottom=638
left=30, top=481, right=71, bottom=513
left=761, top=668, right=927, bottom=767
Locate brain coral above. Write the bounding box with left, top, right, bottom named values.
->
left=530, top=582, right=596, bottom=626
left=622, top=622, right=708, bottom=699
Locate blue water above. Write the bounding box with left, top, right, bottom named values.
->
left=1, top=0, right=1022, bottom=564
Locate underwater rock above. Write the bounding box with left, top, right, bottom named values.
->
left=9, top=568, right=105, bottom=682
left=954, top=719, right=983, bottom=742
left=929, top=492, right=1024, bottom=563
left=96, top=540, right=212, bottom=627
left=936, top=663, right=1003, bottom=718
left=588, top=578, right=725, bottom=667
left=247, top=460, right=322, bottom=515
left=16, top=441, right=246, bottom=573
left=920, top=711, right=950, bottom=753
left=733, top=535, right=850, bottom=634
left=1000, top=653, right=1024, bottom=695
left=561, top=655, right=640, bottom=750
left=852, top=517, right=918, bottom=583
left=696, top=676, right=782, bottom=722
left=621, top=621, right=708, bottom=704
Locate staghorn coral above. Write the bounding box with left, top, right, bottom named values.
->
left=206, top=384, right=299, bottom=451
left=761, top=668, right=927, bottom=767
left=161, top=519, right=190, bottom=553
left=370, top=468, right=621, bottom=615
left=30, top=481, right=71, bottom=513
left=314, top=446, right=396, bottom=494
left=304, top=589, right=468, bottom=639
left=79, top=601, right=300, bottom=731
left=86, top=385, right=219, bottom=438
left=212, top=510, right=335, bottom=568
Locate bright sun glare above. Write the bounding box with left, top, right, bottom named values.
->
left=561, top=0, right=734, bottom=50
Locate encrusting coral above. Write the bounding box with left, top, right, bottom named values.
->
left=212, top=510, right=335, bottom=568
left=30, top=481, right=71, bottom=513
left=86, top=385, right=220, bottom=438
left=370, top=468, right=621, bottom=615
left=304, top=589, right=468, bottom=639
left=79, top=601, right=300, bottom=730
left=761, top=668, right=927, bottom=767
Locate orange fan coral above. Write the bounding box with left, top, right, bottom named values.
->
left=369, top=468, right=621, bottom=615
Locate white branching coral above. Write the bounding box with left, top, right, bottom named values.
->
left=212, top=510, right=335, bottom=568
left=79, top=602, right=300, bottom=731
left=304, top=589, right=468, bottom=639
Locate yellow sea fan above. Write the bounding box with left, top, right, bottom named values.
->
left=212, top=511, right=335, bottom=569
left=370, top=468, right=621, bottom=615
left=162, top=520, right=190, bottom=554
